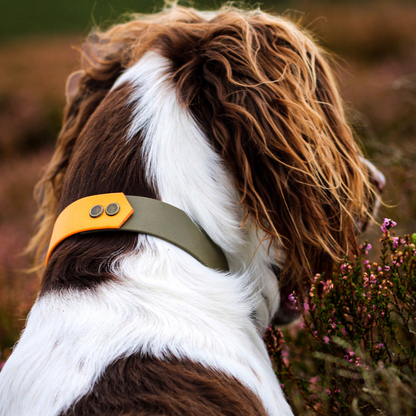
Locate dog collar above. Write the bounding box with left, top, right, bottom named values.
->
left=46, top=193, right=229, bottom=272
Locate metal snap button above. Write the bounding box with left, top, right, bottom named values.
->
left=105, top=203, right=120, bottom=216
left=90, top=205, right=104, bottom=218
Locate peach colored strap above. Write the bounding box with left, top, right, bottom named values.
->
left=46, top=193, right=133, bottom=265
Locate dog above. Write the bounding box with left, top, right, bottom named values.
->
left=0, top=6, right=383, bottom=416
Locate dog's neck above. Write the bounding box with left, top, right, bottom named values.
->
left=41, top=51, right=281, bottom=330
left=109, top=51, right=282, bottom=328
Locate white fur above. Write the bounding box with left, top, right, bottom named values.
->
left=114, top=52, right=283, bottom=326
left=0, top=52, right=292, bottom=416
left=0, top=241, right=290, bottom=415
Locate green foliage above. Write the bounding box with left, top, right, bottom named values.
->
left=266, top=219, right=416, bottom=415
left=0, top=0, right=163, bottom=39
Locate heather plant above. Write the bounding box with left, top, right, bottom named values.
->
left=266, top=219, right=416, bottom=415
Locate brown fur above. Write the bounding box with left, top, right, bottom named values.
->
left=60, top=354, right=268, bottom=416
left=40, top=82, right=158, bottom=293
left=29, top=6, right=376, bottom=293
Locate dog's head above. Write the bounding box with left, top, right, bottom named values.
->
left=30, top=6, right=382, bottom=329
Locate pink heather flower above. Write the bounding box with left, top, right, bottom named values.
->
left=373, top=305, right=376, bottom=311
left=326, top=389, right=331, bottom=395
left=323, top=336, right=330, bottom=344
left=381, top=218, right=397, bottom=233
left=366, top=244, right=372, bottom=250
left=378, top=343, right=384, bottom=348
left=384, top=266, right=390, bottom=271
left=377, top=266, right=382, bottom=272
left=288, top=293, right=296, bottom=303
left=401, top=239, right=406, bottom=244
left=392, top=237, right=399, bottom=249
left=340, top=263, right=348, bottom=273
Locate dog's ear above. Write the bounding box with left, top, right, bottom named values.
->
left=173, top=11, right=376, bottom=288
left=65, top=70, right=85, bottom=103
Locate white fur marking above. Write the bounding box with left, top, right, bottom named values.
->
left=0, top=241, right=290, bottom=415
left=114, top=52, right=282, bottom=326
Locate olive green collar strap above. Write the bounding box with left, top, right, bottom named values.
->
left=46, top=193, right=229, bottom=272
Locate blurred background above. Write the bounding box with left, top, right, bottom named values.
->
left=0, top=0, right=415, bottom=363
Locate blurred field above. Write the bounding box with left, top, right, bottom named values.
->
left=0, top=0, right=415, bottom=364
left=0, top=0, right=162, bottom=39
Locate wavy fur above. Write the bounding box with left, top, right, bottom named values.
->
left=29, top=5, right=376, bottom=289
